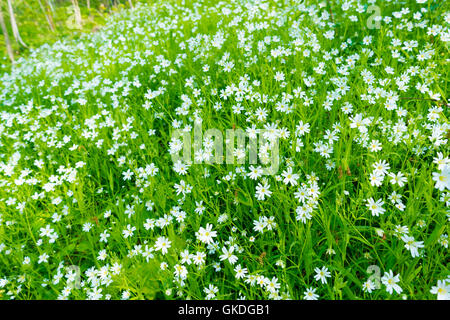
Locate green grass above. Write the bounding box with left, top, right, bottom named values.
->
left=0, top=0, right=448, bottom=300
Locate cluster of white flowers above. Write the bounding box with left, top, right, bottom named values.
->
left=0, top=0, right=448, bottom=300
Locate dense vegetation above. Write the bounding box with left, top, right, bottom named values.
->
left=0, top=0, right=448, bottom=300
left=0, top=0, right=134, bottom=68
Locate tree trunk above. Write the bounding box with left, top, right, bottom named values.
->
left=0, top=4, right=14, bottom=62
left=128, top=0, right=133, bottom=8
left=7, top=0, right=27, bottom=47
left=37, top=0, right=55, bottom=32
left=47, top=0, right=54, bottom=12
left=45, top=0, right=56, bottom=30
left=70, top=0, right=82, bottom=27
left=87, top=0, right=92, bottom=17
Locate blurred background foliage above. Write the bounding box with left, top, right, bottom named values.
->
left=0, top=0, right=141, bottom=67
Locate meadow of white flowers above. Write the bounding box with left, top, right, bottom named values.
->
left=0, top=0, right=449, bottom=300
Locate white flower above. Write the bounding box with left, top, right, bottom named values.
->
left=362, top=279, right=376, bottom=293
left=174, top=264, right=188, bottom=280
left=174, top=179, right=192, bottom=196
left=368, top=139, right=382, bottom=152
left=430, top=280, right=450, bottom=300
left=122, top=224, right=136, bottom=238
left=193, top=251, right=206, bottom=265
left=388, top=171, right=407, bottom=187
left=219, top=246, right=238, bottom=264
left=366, top=198, right=386, bottom=216
left=255, top=182, right=272, bottom=200
left=234, top=264, right=248, bottom=279
left=196, top=223, right=217, bottom=245
left=433, top=152, right=450, bottom=170
left=281, top=167, right=299, bottom=186
left=303, top=287, right=319, bottom=300
left=369, top=172, right=384, bottom=187
left=247, top=165, right=263, bottom=180
left=122, top=169, right=134, bottom=181
left=274, top=71, right=285, bottom=82
left=372, top=160, right=390, bottom=176
left=381, top=270, right=403, bottom=295
left=432, top=167, right=450, bottom=191
left=154, top=237, right=171, bottom=255
left=204, top=284, right=219, bottom=300
left=38, top=253, right=49, bottom=264
left=266, top=277, right=280, bottom=293
left=314, top=266, right=331, bottom=284
left=401, top=235, right=424, bottom=258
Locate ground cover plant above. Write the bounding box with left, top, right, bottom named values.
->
left=0, top=0, right=449, bottom=300
left=0, top=0, right=123, bottom=67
